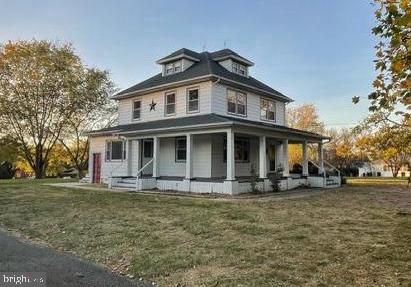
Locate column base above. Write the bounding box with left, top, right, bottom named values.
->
left=223, top=180, right=239, bottom=195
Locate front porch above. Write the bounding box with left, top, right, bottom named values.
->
left=99, top=126, right=340, bottom=195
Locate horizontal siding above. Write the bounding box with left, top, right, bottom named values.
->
left=211, top=82, right=286, bottom=126
left=117, top=81, right=212, bottom=125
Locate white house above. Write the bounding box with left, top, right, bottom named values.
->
left=358, top=160, right=410, bottom=178
left=87, top=48, right=340, bottom=194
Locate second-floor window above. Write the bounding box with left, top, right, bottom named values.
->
left=187, top=88, right=199, bottom=113
left=165, top=92, right=176, bottom=115
left=260, top=98, right=275, bottom=121
left=133, top=100, right=141, bottom=120
left=227, top=90, right=247, bottom=116
left=165, top=61, right=182, bottom=75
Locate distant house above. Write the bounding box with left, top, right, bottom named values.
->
left=358, top=160, right=410, bottom=178
left=86, top=48, right=340, bottom=194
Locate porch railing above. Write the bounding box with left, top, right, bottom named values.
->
left=136, top=158, right=154, bottom=180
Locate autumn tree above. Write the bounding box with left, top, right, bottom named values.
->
left=286, top=104, right=325, bottom=167
left=357, top=126, right=411, bottom=177
left=353, top=0, right=410, bottom=128
left=0, top=40, right=115, bottom=178
left=58, top=69, right=116, bottom=178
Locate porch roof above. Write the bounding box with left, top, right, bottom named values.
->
left=88, top=114, right=328, bottom=141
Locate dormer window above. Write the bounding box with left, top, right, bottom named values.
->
left=165, top=61, right=182, bottom=75
left=232, top=62, right=246, bottom=76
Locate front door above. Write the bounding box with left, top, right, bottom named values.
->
left=92, top=153, right=101, bottom=183
left=268, top=144, right=276, bottom=172
left=141, top=139, right=154, bottom=175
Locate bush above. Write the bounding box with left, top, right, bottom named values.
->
left=249, top=164, right=260, bottom=193
left=0, top=161, right=15, bottom=179
left=268, top=168, right=283, bottom=192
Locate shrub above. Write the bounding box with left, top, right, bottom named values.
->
left=249, top=164, right=260, bottom=193
left=0, top=161, right=15, bottom=179
left=268, top=168, right=283, bottom=192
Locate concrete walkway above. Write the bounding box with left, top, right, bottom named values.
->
left=0, top=230, right=150, bottom=287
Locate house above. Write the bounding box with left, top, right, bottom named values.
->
left=86, top=48, right=340, bottom=194
left=358, top=160, right=410, bottom=178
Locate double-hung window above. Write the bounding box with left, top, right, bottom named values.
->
left=175, top=137, right=187, bottom=162
left=165, top=92, right=176, bottom=115
left=227, top=90, right=247, bottom=116
left=187, top=88, right=199, bottom=113
left=133, top=100, right=141, bottom=120
left=106, top=140, right=126, bottom=161
left=260, top=98, right=275, bottom=121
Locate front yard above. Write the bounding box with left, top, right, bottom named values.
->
left=0, top=180, right=410, bottom=286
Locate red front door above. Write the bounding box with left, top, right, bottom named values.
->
left=92, top=153, right=101, bottom=183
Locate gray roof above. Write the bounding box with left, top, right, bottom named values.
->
left=113, top=48, right=292, bottom=102
left=156, top=48, right=201, bottom=63
left=89, top=113, right=326, bottom=140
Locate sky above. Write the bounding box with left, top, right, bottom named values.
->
left=0, top=0, right=377, bottom=128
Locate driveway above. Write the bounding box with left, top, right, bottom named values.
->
left=0, top=230, right=150, bottom=287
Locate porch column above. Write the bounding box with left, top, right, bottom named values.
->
left=275, top=143, right=282, bottom=171
left=153, top=136, right=160, bottom=178
left=259, top=136, right=267, bottom=178
left=185, top=133, right=193, bottom=179
left=127, top=140, right=133, bottom=176
left=282, top=139, right=290, bottom=177
left=318, top=142, right=324, bottom=174
left=226, top=129, right=235, bottom=181
left=135, top=140, right=141, bottom=174
left=302, top=140, right=309, bottom=176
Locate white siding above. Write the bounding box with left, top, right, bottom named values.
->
left=157, top=135, right=212, bottom=178
left=88, top=136, right=129, bottom=182
left=211, top=82, right=286, bottom=126
left=117, top=81, right=212, bottom=125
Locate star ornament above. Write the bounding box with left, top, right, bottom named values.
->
left=149, top=99, right=157, bottom=111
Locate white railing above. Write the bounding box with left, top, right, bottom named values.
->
left=136, top=158, right=154, bottom=180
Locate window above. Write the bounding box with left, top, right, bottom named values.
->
left=165, top=92, right=176, bottom=115
left=227, top=90, right=247, bottom=116
left=232, top=62, right=246, bottom=76
left=106, top=140, right=126, bottom=161
left=133, top=100, right=141, bottom=120
left=223, top=138, right=250, bottom=163
left=175, top=137, right=187, bottom=162
left=187, top=88, right=199, bottom=113
left=260, top=98, right=275, bottom=121
left=165, top=61, right=182, bottom=75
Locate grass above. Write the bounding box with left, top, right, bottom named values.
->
left=346, top=176, right=409, bottom=185
left=0, top=180, right=410, bottom=286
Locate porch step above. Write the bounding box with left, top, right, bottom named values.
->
left=113, top=182, right=136, bottom=188
left=118, top=178, right=137, bottom=184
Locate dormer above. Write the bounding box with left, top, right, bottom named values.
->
left=157, top=48, right=200, bottom=76
left=211, top=49, right=254, bottom=77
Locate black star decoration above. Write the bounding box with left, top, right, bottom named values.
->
left=149, top=99, right=157, bottom=111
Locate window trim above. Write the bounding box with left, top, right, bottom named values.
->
left=105, top=140, right=126, bottom=162
left=132, top=99, right=142, bottom=121
left=164, top=90, right=177, bottom=116
left=227, top=89, right=247, bottom=117
left=175, top=137, right=187, bottom=162
left=260, top=97, right=276, bottom=122
left=186, top=86, right=200, bottom=114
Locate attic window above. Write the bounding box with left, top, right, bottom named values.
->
left=232, top=62, right=246, bottom=76
left=165, top=61, right=182, bottom=75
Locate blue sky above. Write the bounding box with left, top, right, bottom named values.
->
left=0, top=0, right=376, bottom=128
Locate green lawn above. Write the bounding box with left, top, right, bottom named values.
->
left=0, top=180, right=410, bottom=286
